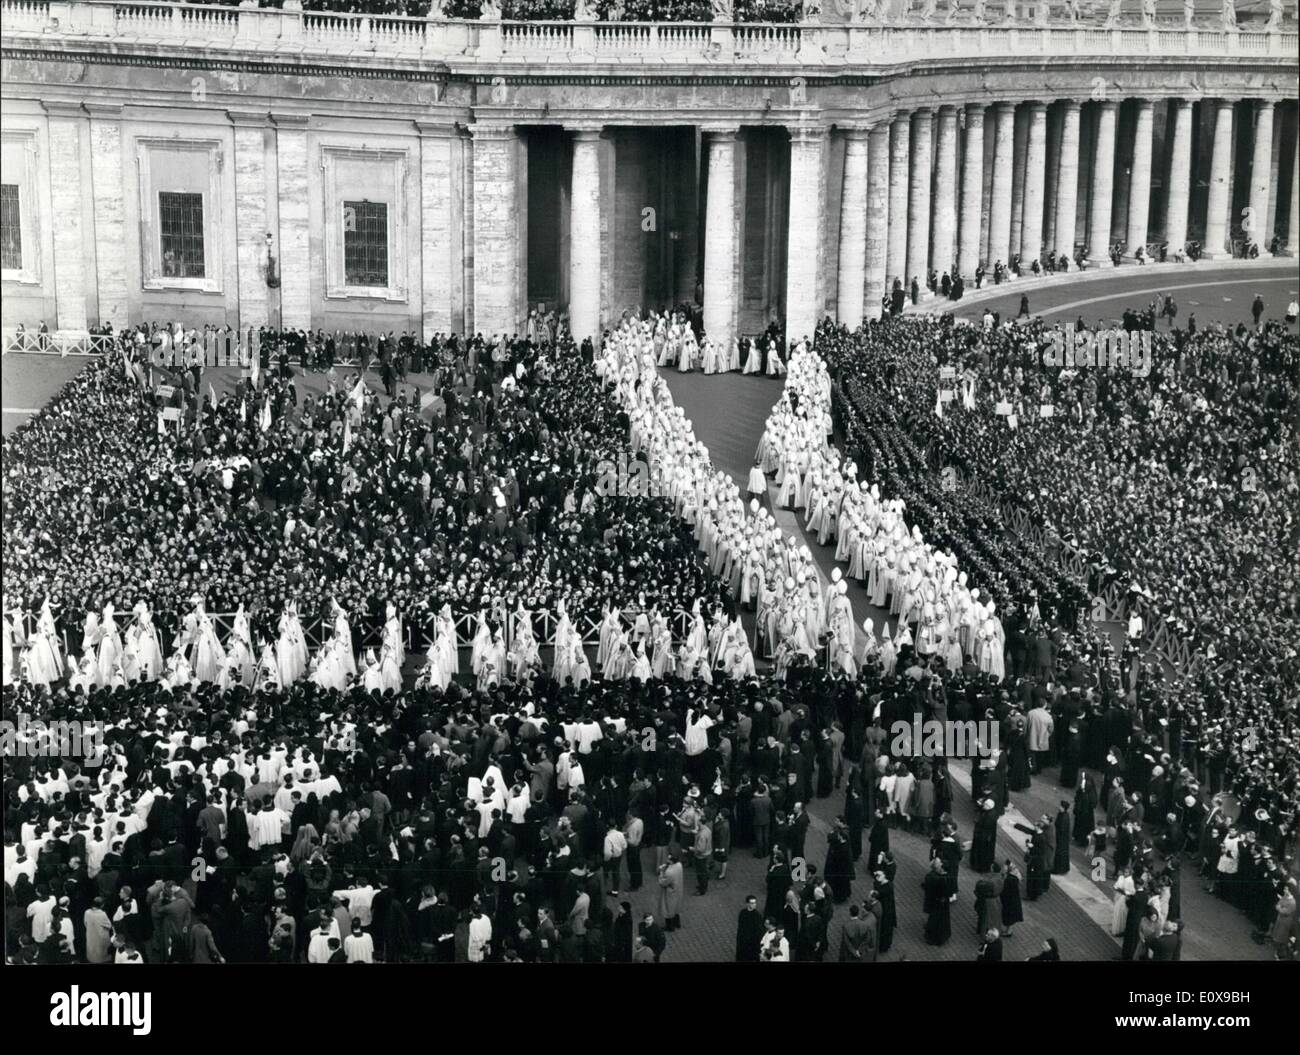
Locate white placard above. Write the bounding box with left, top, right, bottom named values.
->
left=1039, top=404, right=1054, bottom=418
left=995, top=401, right=1012, bottom=416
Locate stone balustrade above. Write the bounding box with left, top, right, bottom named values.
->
left=4, top=0, right=1296, bottom=67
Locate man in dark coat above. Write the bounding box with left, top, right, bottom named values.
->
left=977, top=928, right=1003, bottom=962
left=736, top=896, right=765, bottom=962
left=970, top=799, right=998, bottom=872
left=608, top=901, right=634, bottom=963
left=1053, top=802, right=1072, bottom=874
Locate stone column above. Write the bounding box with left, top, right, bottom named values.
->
left=1248, top=100, right=1275, bottom=254
left=45, top=103, right=88, bottom=331
left=470, top=123, right=523, bottom=336
left=786, top=125, right=826, bottom=344
left=931, top=105, right=959, bottom=281
left=1009, top=106, right=1028, bottom=262
left=229, top=111, right=271, bottom=334
left=836, top=126, right=870, bottom=328
left=86, top=103, right=128, bottom=329
left=906, top=109, right=933, bottom=291
left=865, top=122, right=891, bottom=319
left=886, top=114, right=910, bottom=290
left=567, top=126, right=603, bottom=343
left=416, top=122, right=459, bottom=339
left=272, top=112, right=311, bottom=330
left=702, top=126, right=739, bottom=349
left=1287, top=129, right=1300, bottom=257
left=958, top=103, right=985, bottom=280
left=1203, top=100, right=1235, bottom=260
left=987, top=102, right=1016, bottom=270
left=1043, top=104, right=1061, bottom=252
left=1163, top=99, right=1193, bottom=257
left=1019, top=101, right=1048, bottom=265
left=1054, top=100, right=1082, bottom=261
left=1124, top=99, right=1155, bottom=260
left=1085, top=100, right=1119, bottom=268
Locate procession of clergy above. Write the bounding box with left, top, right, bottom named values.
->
left=3, top=313, right=1007, bottom=700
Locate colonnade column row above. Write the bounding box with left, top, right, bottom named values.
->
left=1053, top=100, right=1081, bottom=262
left=702, top=127, right=739, bottom=349
left=931, top=105, right=959, bottom=281
left=785, top=125, right=826, bottom=344
left=1124, top=99, right=1155, bottom=260
left=987, top=102, right=1017, bottom=271
left=1018, top=101, right=1048, bottom=264
left=906, top=108, right=933, bottom=291
left=836, top=127, right=870, bottom=329
left=1247, top=100, right=1275, bottom=252
left=864, top=122, right=891, bottom=319
left=1162, top=99, right=1193, bottom=257
left=1203, top=100, right=1236, bottom=260
left=1085, top=99, right=1119, bottom=268
left=957, top=103, right=985, bottom=281
left=567, top=127, right=602, bottom=343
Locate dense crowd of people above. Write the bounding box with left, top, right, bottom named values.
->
left=3, top=297, right=1296, bottom=964
left=1, top=327, right=732, bottom=653
left=807, top=312, right=1297, bottom=948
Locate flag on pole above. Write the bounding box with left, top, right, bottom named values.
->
left=250, top=347, right=260, bottom=389
left=934, top=389, right=943, bottom=419
left=342, top=416, right=351, bottom=455
left=208, top=381, right=217, bottom=408
left=240, top=399, right=247, bottom=424
left=260, top=397, right=271, bottom=433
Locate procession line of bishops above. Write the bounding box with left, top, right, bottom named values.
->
left=648, top=311, right=785, bottom=378
left=598, top=319, right=831, bottom=670
left=755, top=341, right=1008, bottom=682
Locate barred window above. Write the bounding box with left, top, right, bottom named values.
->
left=343, top=200, right=389, bottom=287
left=1, top=183, right=21, bottom=271
left=158, top=191, right=206, bottom=279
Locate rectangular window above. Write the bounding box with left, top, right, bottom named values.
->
left=0, top=183, right=21, bottom=271
left=343, top=200, right=388, bottom=288
left=158, top=191, right=206, bottom=279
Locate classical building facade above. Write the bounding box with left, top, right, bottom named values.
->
left=2, top=5, right=1297, bottom=347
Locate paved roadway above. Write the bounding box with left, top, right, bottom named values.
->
left=911, top=259, right=1299, bottom=330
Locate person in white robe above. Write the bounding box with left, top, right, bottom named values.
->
left=470, top=611, right=493, bottom=676
left=93, top=604, right=123, bottom=687
left=277, top=601, right=309, bottom=687
left=330, top=600, right=357, bottom=680
left=1, top=602, right=16, bottom=687
left=257, top=640, right=282, bottom=691
left=35, top=599, right=65, bottom=681
left=188, top=599, right=226, bottom=684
